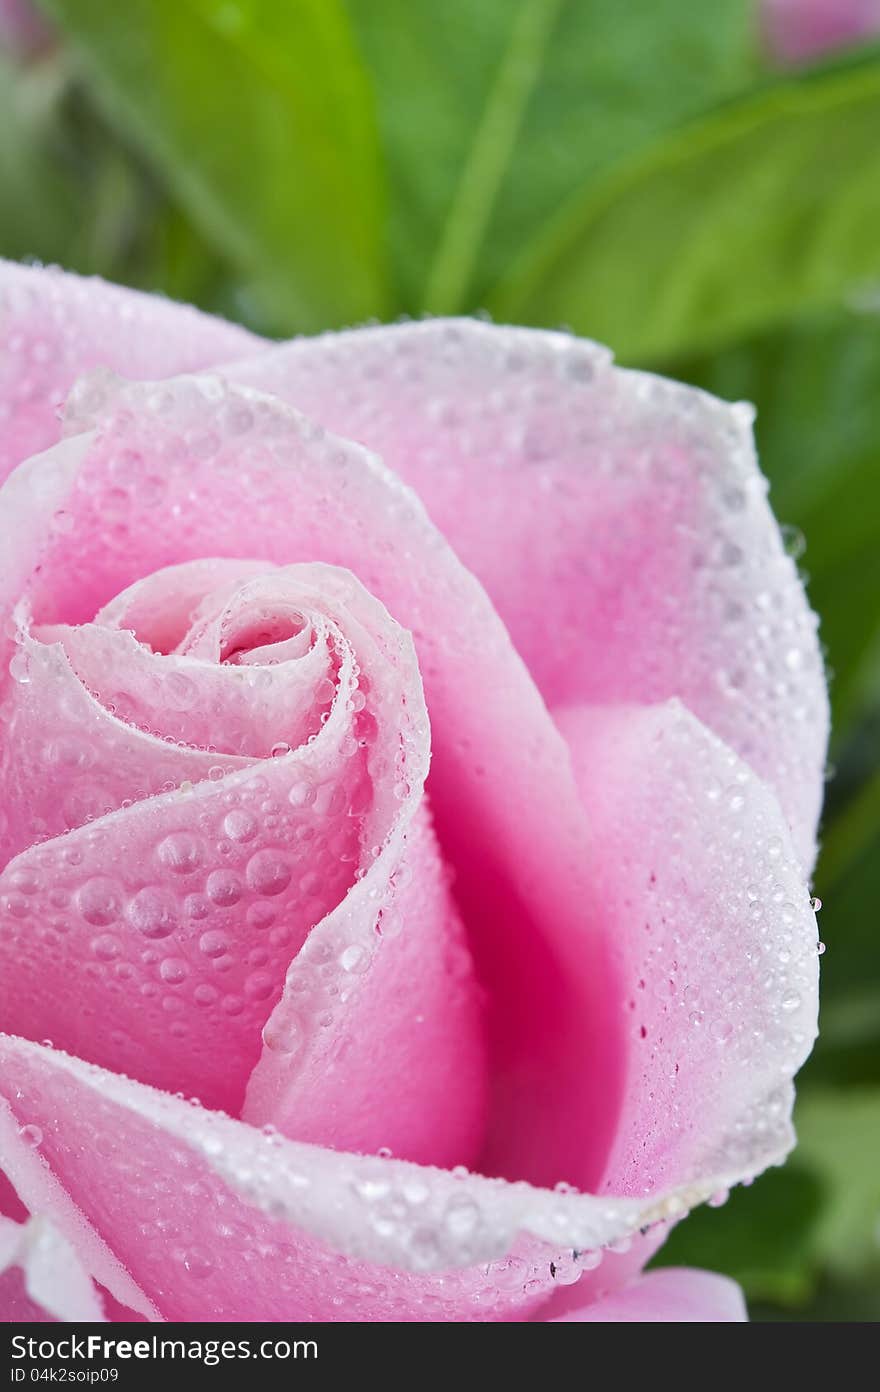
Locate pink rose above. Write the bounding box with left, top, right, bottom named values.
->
left=763, top=0, right=880, bottom=64
left=0, top=263, right=827, bottom=1323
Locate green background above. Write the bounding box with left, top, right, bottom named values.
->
left=5, top=0, right=879, bottom=1321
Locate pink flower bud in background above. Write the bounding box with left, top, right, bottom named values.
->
left=0, top=0, right=52, bottom=59
left=763, top=0, right=880, bottom=64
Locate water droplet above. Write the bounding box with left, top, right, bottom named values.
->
left=817, top=941, right=826, bottom=956
left=222, top=809, right=257, bottom=843
left=781, top=993, right=801, bottom=1013
left=246, top=850, right=291, bottom=897
left=578, top=1249, right=602, bottom=1271
left=8, top=650, right=30, bottom=684
left=262, top=1013, right=302, bottom=1054
left=550, top=1253, right=581, bottom=1286
left=270, top=741, right=291, bottom=758
left=244, top=970, right=274, bottom=1001
left=288, top=779, right=316, bottom=809
left=157, top=832, right=202, bottom=875
left=18, top=1124, right=42, bottom=1148
left=160, top=957, right=187, bottom=984
left=199, top=930, right=230, bottom=959
left=339, top=943, right=370, bottom=974
left=184, top=893, right=210, bottom=921
left=90, top=933, right=121, bottom=961
left=247, top=902, right=276, bottom=931
left=127, top=886, right=178, bottom=939
left=810, top=896, right=822, bottom=912
left=1, top=893, right=29, bottom=919
left=76, top=877, right=123, bottom=927
left=206, top=869, right=242, bottom=907
left=180, top=1249, right=213, bottom=1280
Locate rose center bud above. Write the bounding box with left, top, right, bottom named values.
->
left=0, top=555, right=487, bottom=1171
left=219, top=612, right=309, bottom=664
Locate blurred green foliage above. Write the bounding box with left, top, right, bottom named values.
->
left=4, top=0, right=879, bottom=1321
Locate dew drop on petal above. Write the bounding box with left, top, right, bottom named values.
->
left=76, top=877, right=123, bottom=927
left=246, top=850, right=291, bottom=897
left=206, top=869, right=242, bottom=907
left=199, top=930, right=230, bottom=960
left=262, top=1013, right=302, bottom=1055
left=8, top=651, right=30, bottom=684
left=156, top=832, right=202, bottom=875
left=90, top=933, right=121, bottom=961
left=127, top=886, right=178, bottom=940
left=159, top=957, right=187, bottom=984
left=180, top=1249, right=213, bottom=1280
left=222, top=809, right=257, bottom=843
left=339, top=943, right=370, bottom=974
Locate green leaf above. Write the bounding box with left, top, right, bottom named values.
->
left=751, top=1276, right=880, bottom=1322
left=491, top=49, right=880, bottom=362
left=806, top=824, right=880, bottom=1081
left=795, top=1088, right=880, bottom=1281
left=651, top=1166, right=824, bottom=1305
left=40, top=0, right=388, bottom=331
left=345, top=0, right=757, bottom=313
left=0, top=52, right=80, bottom=263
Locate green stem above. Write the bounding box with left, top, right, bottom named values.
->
left=422, top=0, right=563, bottom=315
left=818, top=762, right=880, bottom=891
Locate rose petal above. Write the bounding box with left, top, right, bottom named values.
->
left=0, top=1036, right=747, bottom=1323
left=243, top=803, right=488, bottom=1168
left=0, top=1091, right=155, bottom=1318
left=2, top=563, right=352, bottom=852
left=0, top=566, right=482, bottom=1154
left=554, top=700, right=818, bottom=1197
left=30, top=570, right=338, bottom=765
left=536, top=1230, right=666, bottom=1319
left=0, top=260, right=261, bottom=484
left=3, top=372, right=617, bottom=1188
left=0, top=618, right=246, bottom=861
left=0, top=1169, right=27, bottom=1222
left=0, top=1213, right=106, bottom=1322
left=95, top=556, right=274, bottom=652
left=227, top=321, right=827, bottom=867
left=550, top=1267, right=747, bottom=1322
